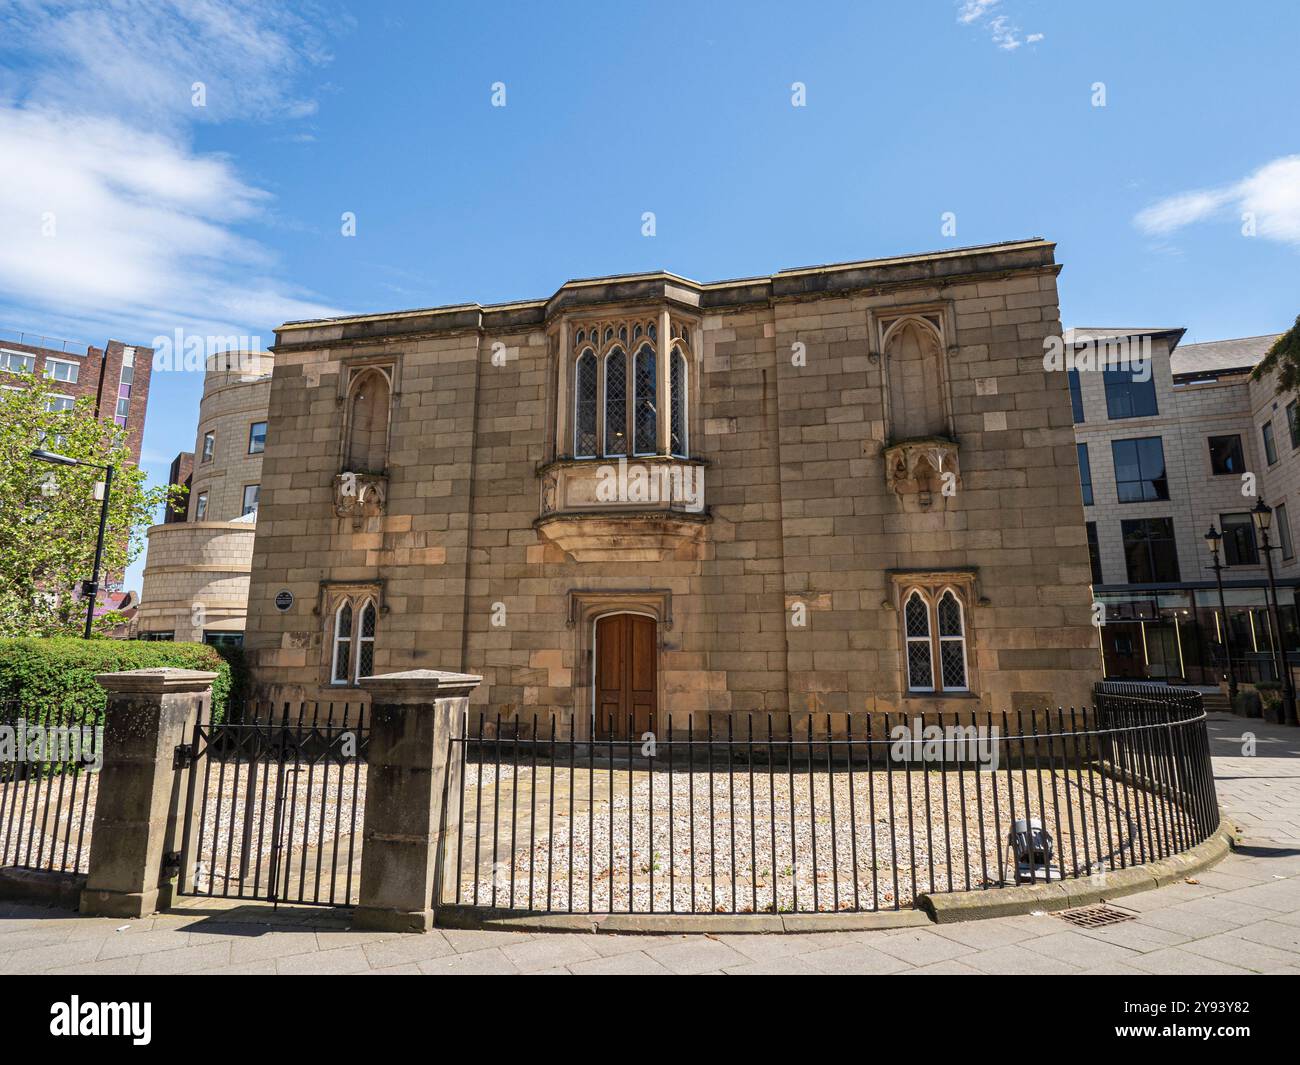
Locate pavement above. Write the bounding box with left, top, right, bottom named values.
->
left=1, top=711, right=1298, bottom=976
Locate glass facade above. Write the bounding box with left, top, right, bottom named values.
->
left=1097, top=586, right=1300, bottom=686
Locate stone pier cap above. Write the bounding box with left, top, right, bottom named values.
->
left=358, top=669, right=483, bottom=702
left=93, top=668, right=219, bottom=694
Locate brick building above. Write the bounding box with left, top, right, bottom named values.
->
left=0, top=331, right=151, bottom=466
left=1071, top=329, right=1298, bottom=684
left=242, top=239, right=1098, bottom=733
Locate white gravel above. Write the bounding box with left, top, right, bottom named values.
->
left=0, top=770, right=98, bottom=873
left=454, top=761, right=1171, bottom=913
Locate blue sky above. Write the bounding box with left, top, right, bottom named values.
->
left=1, top=0, right=1297, bottom=590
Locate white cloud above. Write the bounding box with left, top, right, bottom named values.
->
left=988, top=15, right=1022, bottom=50
left=1, top=0, right=334, bottom=129
left=1135, top=156, right=1300, bottom=246
left=957, top=0, right=1001, bottom=24
left=956, top=0, right=1044, bottom=51
left=0, top=1, right=344, bottom=339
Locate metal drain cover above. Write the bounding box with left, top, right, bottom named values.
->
left=1054, top=904, right=1137, bottom=928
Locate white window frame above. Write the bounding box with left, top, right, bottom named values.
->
left=46, top=393, right=75, bottom=413
left=935, top=587, right=970, bottom=693
left=0, top=349, right=36, bottom=375
left=354, top=598, right=377, bottom=683
left=44, top=357, right=79, bottom=384
left=331, top=600, right=353, bottom=685
left=904, top=589, right=935, bottom=693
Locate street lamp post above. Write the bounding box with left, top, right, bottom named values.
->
left=30, top=449, right=115, bottom=639
left=1252, top=499, right=1298, bottom=725
left=1204, top=527, right=1238, bottom=705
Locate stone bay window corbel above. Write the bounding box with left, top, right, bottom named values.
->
left=538, top=309, right=708, bottom=562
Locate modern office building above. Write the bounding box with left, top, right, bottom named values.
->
left=1071, top=328, right=1295, bottom=684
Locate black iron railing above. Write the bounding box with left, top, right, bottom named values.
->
left=176, top=703, right=368, bottom=907
left=0, top=701, right=100, bottom=874
left=441, top=687, right=1217, bottom=915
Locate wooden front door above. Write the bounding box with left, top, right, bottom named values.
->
left=594, top=613, right=657, bottom=740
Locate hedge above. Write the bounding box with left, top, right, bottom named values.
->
left=0, top=638, right=244, bottom=726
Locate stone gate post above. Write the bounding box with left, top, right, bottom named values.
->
left=354, top=669, right=479, bottom=932
left=80, top=668, right=216, bottom=919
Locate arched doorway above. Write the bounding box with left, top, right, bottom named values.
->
left=593, top=612, right=657, bottom=739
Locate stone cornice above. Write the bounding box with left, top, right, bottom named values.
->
left=271, top=239, right=1057, bottom=353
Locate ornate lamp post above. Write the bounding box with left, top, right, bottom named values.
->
left=1204, top=526, right=1238, bottom=704
left=1252, top=499, right=1298, bottom=725
left=30, top=448, right=114, bottom=639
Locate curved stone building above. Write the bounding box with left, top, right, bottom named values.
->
left=135, top=352, right=273, bottom=643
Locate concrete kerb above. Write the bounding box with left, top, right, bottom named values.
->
left=432, top=905, right=932, bottom=934
left=915, top=819, right=1236, bottom=924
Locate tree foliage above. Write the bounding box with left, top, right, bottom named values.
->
left=1250, top=315, right=1300, bottom=393
left=0, top=374, right=179, bottom=637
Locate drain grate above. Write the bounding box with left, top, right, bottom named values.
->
left=1054, top=904, right=1137, bottom=929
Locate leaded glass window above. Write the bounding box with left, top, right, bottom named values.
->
left=670, top=348, right=687, bottom=457
left=356, top=600, right=377, bottom=681
left=905, top=591, right=933, bottom=692
left=332, top=602, right=353, bottom=684
left=570, top=320, right=691, bottom=462
left=937, top=590, right=967, bottom=691
left=633, top=344, right=656, bottom=455
left=604, top=347, right=627, bottom=456
left=574, top=350, right=597, bottom=457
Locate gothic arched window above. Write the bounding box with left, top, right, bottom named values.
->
left=331, top=601, right=353, bottom=685
left=345, top=369, right=390, bottom=473
left=633, top=343, right=657, bottom=455
left=574, top=349, right=597, bottom=458
left=568, top=318, right=694, bottom=461
left=330, top=595, right=380, bottom=686
left=936, top=589, right=968, bottom=692
left=904, top=590, right=934, bottom=693
left=604, top=347, right=628, bottom=456
left=670, top=347, right=687, bottom=458
left=901, top=586, right=971, bottom=694
left=356, top=599, right=377, bottom=682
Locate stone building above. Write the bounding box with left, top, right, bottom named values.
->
left=1070, top=329, right=1297, bottom=684
left=243, top=239, right=1099, bottom=734
left=134, top=352, right=273, bottom=644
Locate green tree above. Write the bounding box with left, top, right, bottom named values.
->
left=0, top=373, right=179, bottom=637
left=1250, top=315, right=1300, bottom=393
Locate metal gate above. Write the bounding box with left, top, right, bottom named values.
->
left=176, top=706, right=368, bottom=907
